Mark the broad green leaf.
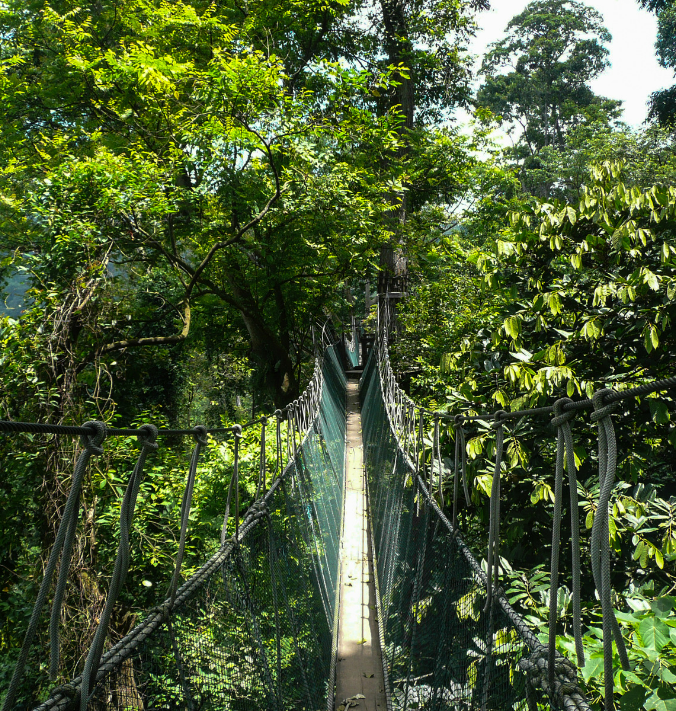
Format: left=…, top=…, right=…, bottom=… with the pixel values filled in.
left=581, top=654, right=604, bottom=682
left=650, top=597, right=675, bottom=619
left=619, top=685, right=647, bottom=711
left=645, top=689, right=676, bottom=711
left=644, top=269, right=660, bottom=291
left=649, top=400, right=670, bottom=425
left=639, top=616, right=670, bottom=651
left=504, top=316, right=521, bottom=339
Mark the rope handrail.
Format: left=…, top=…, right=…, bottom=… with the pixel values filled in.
left=0, top=410, right=302, bottom=439
left=3, top=344, right=333, bottom=711
left=372, top=301, right=676, bottom=711
left=383, top=371, right=676, bottom=425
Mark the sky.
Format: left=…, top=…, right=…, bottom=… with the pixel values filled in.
left=469, top=0, right=675, bottom=128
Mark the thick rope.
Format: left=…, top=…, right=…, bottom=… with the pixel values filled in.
left=432, top=415, right=440, bottom=500
left=484, top=411, right=506, bottom=614
left=80, top=423, right=158, bottom=709
left=255, top=416, right=268, bottom=499
left=274, top=409, right=282, bottom=467
left=168, top=426, right=207, bottom=609
left=550, top=399, right=585, bottom=679
left=220, top=424, right=243, bottom=547
left=453, top=415, right=470, bottom=529
left=590, top=390, right=630, bottom=711
left=1, top=422, right=107, bottom=711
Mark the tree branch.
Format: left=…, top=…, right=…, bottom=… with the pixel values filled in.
left=97, top=301, right=191, bottom=355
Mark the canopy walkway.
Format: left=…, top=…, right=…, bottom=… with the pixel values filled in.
left=1, top=313, right=675, bottom=711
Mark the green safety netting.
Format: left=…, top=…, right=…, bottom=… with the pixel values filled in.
left=346, top=337, right=359, bottom=369
left=360, top=350, right=563, bottom=711
left=29, top=346, right=347, bottom=711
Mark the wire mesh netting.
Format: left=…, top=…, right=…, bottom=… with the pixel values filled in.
left=30, top=346, right=347, bottom=711
left=360, top=351, right=557, bottom=711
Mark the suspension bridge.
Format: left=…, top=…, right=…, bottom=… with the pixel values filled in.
left=1, top=307, right=675, bottom=711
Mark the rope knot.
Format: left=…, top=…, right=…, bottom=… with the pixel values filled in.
left=81, top=421, right=107, bottom=455
left=492, top=410, right=508, bottom=429
left=52, top=683, right=77, bottom=699
left=137, top=423, right=159, bottom=451
left=252, top=500, right=269, bottom=518
left=590, top=389, right=619, bottom=422
left=518, top=647, right=548, bottom=676
left=192, top=425, right=208, bottom=446
left=552, top=397, right=576, bottom=427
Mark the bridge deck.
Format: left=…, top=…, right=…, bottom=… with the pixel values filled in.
left=335, top=381, right=387, bottom=711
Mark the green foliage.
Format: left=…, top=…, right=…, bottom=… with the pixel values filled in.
left=0, top=406, right=287, bottom=702
left=395, top=152, right=676, bottom=709
left=477, top=0, right=622, bottom=197
left=639, top=0, right=676, bottom=126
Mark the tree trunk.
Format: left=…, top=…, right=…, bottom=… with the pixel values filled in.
left=239, top=311, right=299, bottom=407
left=379, top=0, right=412, bottom=313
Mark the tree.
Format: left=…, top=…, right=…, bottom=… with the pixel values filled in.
left=637, top=0, right=676, bottom=125
left=477, top=0, right=622, bottom=192
left=0, top=1, right=406, bottom=409
left=345, top=0, right=489, bottom=286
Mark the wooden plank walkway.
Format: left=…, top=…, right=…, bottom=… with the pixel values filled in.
left=335, top=381, right=387, bottom=711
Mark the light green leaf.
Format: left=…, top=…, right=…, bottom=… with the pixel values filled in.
left=639, top=616, right=670, bottom=651
left=645, top=689, right=676, bottom=711
left=649, top=400, right=670, bottom=425
left=650, top=597, right=675, bottom=619
left=644, top=269, right=660, bottom=291
left=581, top=654, right=604, bottom=682
left=504, top=316, right=521, bottom=339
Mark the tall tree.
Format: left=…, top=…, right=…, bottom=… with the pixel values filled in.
left=0, top=0, right=404, bottom=408
left=638, top=0, right=676, bottom=125
left=477, top=0, right=621, bottom=193
left=362, top=0, right=489, bottom=286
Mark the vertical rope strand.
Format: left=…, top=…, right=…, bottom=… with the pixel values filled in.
left=2, top=422, right=107, bottom=711
left=590, top=391, right=630, bottom=711
left=80, top=424, right=158, bottom=709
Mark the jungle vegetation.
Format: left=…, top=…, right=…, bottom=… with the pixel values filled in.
left=1, top=0, right=676, bottom=709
